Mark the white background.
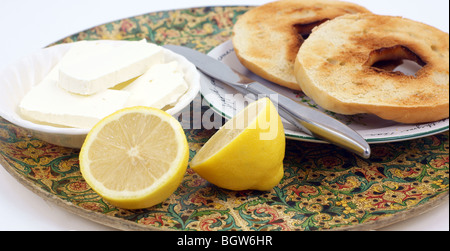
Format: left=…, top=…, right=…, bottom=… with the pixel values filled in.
left=0, top=0, right=448, bottom=231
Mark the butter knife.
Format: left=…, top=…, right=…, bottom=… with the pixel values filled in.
left=164, top=45, right=371, bottom=159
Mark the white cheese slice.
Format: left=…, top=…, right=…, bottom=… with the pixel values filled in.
left=59, top=40, right=164, bottom=95
left=123, top=61, right=189, bottom=109
left=19, top=44, right=130, bottom=129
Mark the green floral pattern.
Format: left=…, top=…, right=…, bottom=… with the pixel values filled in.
left=56, top=7, right=247, bottom=53
left=0, top=7, right=448, bottom=231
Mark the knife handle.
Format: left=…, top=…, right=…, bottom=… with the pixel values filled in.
left=245, top=82, right=371, bottom=159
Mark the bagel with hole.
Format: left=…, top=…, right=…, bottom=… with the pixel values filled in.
left=232, top=0, right=371, bottom=91
left=294, top=13, right=449, bottom=124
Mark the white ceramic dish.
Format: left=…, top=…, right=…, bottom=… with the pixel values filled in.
left=0, top=40, right=201, bottom=148
left=200, top=40, right=449, bottom=144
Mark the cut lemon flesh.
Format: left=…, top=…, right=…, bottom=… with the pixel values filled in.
left=79, top=106, right=189, bottom=209
left=190, top=98, right=285, bottom=191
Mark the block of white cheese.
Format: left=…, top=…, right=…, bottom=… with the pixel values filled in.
left=59, top=40, right=164, bottom=95
left=19, top=40, right=191, bottom=129
left=123, top=61, right=189, bottom=109
left=19, top=43, right=130, bottom=129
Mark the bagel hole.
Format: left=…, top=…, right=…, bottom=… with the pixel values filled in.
left=367, top=45, right=426, bottom=77
left=392, top=60, right=424, bottom=77
left=294, top=19, right=330, bottom=40
left=373, top=59, right=424, bottom=77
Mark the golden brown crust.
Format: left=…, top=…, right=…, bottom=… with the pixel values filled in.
left=232, top=0, right=371, bottom=91
left=295, top=14, right=449, bottom=124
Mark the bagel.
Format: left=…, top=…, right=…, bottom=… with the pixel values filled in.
left=294, top=14, right=449, bottom=124
left=232, top=0, right=371, bottom=90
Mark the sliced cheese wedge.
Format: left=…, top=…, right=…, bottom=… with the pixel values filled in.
left=59, top=40, right=164, bottom=95
left=123, top=61, right=189, bottom=109
left=19, top=42, right=130, bottom=129
left=20, top=79, right=130, bottom=129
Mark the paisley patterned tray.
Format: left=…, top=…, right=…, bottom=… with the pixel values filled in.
left=0, top=6, right=448, bottom=231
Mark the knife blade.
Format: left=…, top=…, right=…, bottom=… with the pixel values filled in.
left=164, top=44, right=371, bottom=159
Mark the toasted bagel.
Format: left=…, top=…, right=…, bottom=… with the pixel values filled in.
left=294, top=14, right=449, bottom=124
left=232, top=0, right=370, bottom=90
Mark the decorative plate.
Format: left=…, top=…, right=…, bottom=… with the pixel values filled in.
left=0, top=6, right=448, bottom=231
left=200, top=40, right=450, bottom=144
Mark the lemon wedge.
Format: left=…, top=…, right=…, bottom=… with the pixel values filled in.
left=79, top=106, right=189, bottom=209
left=190, top=98, right=285, bottom=191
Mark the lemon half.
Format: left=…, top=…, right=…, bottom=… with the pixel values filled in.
left=190, top=98, right=285, bottom=191
left=79, top=106, right=189, bottom=209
